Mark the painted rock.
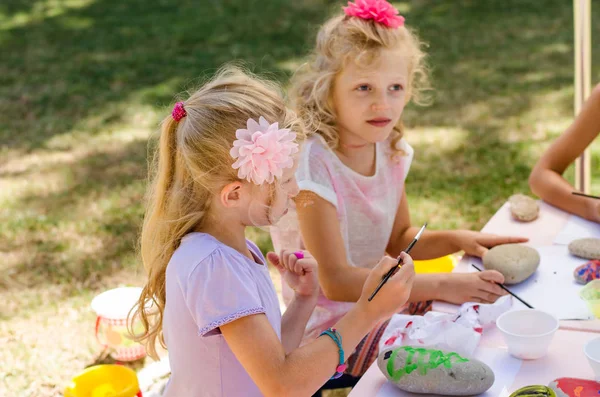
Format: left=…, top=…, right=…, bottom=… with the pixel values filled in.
left=510, top=385, right=556, bottom=397
left=548, top=377, right=600, bottom=397
left=573, top=260, right=600, bottom=284
left=509, top=194, right=539, bottom=222
left=377, top=346, right=494, bottom=396
left=483, top=244, right=540, bottom=284
left=569, top=238, right=600, bottom=260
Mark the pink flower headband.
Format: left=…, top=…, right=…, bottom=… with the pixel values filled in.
left=343, top=0, right=405, bottom=29
left=230, top=117, right=299, bottom=185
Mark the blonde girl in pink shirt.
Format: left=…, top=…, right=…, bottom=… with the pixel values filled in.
left=271, top=0, right=527, bottom=377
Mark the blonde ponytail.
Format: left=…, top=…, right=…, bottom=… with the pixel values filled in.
left=130, top=66, right=304, bottom=359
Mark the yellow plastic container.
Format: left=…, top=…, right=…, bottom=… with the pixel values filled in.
left=64, top=364, right=142, bottom=397
left=414, top=255, right=456, bottom=274
left=580, top=279, right=600, bottom=319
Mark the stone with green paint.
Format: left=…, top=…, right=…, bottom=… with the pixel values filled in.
left=378, top=346, right=495, bottom=395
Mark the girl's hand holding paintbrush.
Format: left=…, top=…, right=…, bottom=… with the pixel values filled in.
left=356, top=253, right=415, bottom=323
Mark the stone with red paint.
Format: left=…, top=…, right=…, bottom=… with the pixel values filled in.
left=574, top=260, right=600, bottom=285
left=548, top=378, right=600, bottom=397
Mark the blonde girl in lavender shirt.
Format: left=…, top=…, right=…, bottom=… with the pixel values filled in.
left=131, top=66, right=416, bottom=396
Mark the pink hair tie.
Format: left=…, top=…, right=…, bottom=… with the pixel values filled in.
left=294, top=251, right=304, bottom=260
left=343, top=0, right=405, bottom=29
left=172, top=102, right=187, bottom=122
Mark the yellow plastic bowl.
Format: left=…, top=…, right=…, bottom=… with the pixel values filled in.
left=581, top=279, right=600, bottom=319
left=64, top=364, right=141, bottom=397
left=414, top=255, right=456, bottom=274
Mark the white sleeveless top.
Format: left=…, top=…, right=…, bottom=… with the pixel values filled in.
left=270, top=134, right=413, bottom=342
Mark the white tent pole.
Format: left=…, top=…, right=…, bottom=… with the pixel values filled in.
left=574, top=0, right=592, bottom=193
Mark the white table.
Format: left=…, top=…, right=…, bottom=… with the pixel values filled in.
left=349, top=201, right=600, bottom=396
left=432, top=201, right=600, bottom=333
left=349, top=328, right=597, bottom=396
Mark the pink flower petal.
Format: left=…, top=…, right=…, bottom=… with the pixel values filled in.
left=258, top=116, right=271, bottom=129
left=235, top=128, right=252, bottom=141
left=246, top=118, right=261, bottom=133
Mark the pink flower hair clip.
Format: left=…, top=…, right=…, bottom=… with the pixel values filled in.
left=172, top=102, right=187, bottom=122
left=230, top=117, right=299, bottom=185
left=343, top=0, right=405, bottom=29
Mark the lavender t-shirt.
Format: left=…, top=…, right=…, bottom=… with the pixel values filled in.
left=162, top=232, right=281, bottom=397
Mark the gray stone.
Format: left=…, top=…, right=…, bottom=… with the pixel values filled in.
left=378, top=346, right=494, bottom=396
left=569, top=238, right=600, bottom=260
left=509, top=194, right=539, bottom=222
left=482, top=244, right=540, bottom=284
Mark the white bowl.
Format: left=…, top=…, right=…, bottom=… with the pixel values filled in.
left=91, top=287, right=143, bottom=319
left=584, top=337, right=600, bottom=380
left=496, top=309, right=558, bottom=360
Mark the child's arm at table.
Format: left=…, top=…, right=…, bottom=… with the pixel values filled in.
left=266, top=250, right=319, bottom=353
left=296, top=191, right=507, bottom=304
left=295, top=191, right=371, bottom=302
left=384, top=191, right=517, bottom=304
left=221, top=255, right=415, bottom=397
left=529, top=84, right=600, bottom=222
left=386, top=191, right=527, bottom=259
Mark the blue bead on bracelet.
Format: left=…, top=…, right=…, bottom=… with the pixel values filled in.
left=319, top=327, right=347, bottom=379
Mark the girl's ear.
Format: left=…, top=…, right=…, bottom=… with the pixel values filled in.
left=219, top=181, right=245, bottom=208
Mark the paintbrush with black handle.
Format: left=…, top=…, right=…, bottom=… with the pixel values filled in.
left=368, top=223, right=427, bottom=302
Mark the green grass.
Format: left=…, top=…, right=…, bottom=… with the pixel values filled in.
left=2, top=0, right=600, bottom=395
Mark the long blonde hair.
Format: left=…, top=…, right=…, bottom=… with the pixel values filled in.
left=292, top=14, right=430, bottom=151
left=131, top=66, right=303, bottom=358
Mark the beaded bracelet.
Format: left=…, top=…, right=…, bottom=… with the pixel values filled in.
left=319, top=328, right=347, bottom=379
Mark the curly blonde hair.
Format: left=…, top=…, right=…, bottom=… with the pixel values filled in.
left=291, top=14, right=430, bottom=151
left=130, top=66, right=304, bottom=359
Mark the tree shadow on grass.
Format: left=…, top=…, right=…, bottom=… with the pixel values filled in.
left=1, top=0, right=339, bottom=158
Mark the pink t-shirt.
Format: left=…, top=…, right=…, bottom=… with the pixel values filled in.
left=271, top=134, right=413, bottom=343
left=162, top=232, right=281, bottom=397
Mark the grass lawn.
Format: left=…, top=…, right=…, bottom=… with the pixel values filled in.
left=2, top=0, right=600, bottom=395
